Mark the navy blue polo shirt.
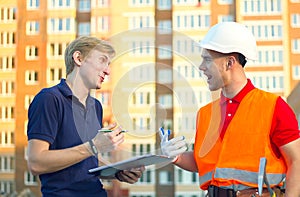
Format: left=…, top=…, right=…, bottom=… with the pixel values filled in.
left=27, top=79, right=107, bottom=197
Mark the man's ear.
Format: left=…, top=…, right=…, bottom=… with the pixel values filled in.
left=226, top=56, right=236, bottom=69
left=72, top=51, right=82, bottom=66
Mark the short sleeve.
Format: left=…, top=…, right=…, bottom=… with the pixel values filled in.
left=271, top=97, right=300, bottom=147
left=27, top=90, right=60, bottom=144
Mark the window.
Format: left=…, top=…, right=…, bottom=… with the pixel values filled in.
left=158, top=69, right=172, bottom=83
left=247, top=71, right=284, bottom=92
left=158, top=94, right=173, bottom=109
left=24, top=171, right=38, bottom=186
left=292, top=65, right=300, bottom=79
left=130, top=0, right=153, bottom=6
left=25, top=70, right=39, bottom=85
left=138, top=169, right=153, bottom=183
left=292, top=39, right=300, bottom=53
left=48, top=0, right=72, bottom=9
left=26, top=21, right=40, bottom=35
left=78, top=0, right=91, bottom=12
left=173, top=38, right=202, bottom=56
left=93, top=0, right=110, bottom=7
left=159, top=171, right=172, bottom=184
left=0, top=181, right=14, bottom=195
left=129, top=15, right=154, bottom=29
left=48, top=18, right=73, bottom=33
left=158, top=45, right=172, bottom=59
left=96, top=91, right=110, bottom=106
left=174, top=0, right=202, bottom=6
left=157, top=0, right=171, bottom=10
left=130, top=116, right=152, bottom=131
left=0, top=81, right=15, bottom=95
left=158, top=20, right=172, bottom=34
left=24, top=95, right=35, bottom=110
left=175, top=167, right=199, bottom=184
left=25, top=45, right=38, bottom=60
left=130, top=91, right=152, bottom=105
left=92, top=16, right=109, bottom=33
left=174, top=12, right=210, bottom=30
left=0, top=7, right=16, bottom=22
left=291, top=14, right=300, bottom=27
left=218, top=15, right=234, bottom=22
left=0, top=155, right=14, bottom=172
left=27, top=0, right=40, bottom=9
left=130, top=40, right=153, bottom=56
left=48, top=42, right=67, bottom=58
left=128, top=63, right=155, bottom=82
left=0, top=56, right=15, bottom=71
left=251, top=46, right=283, bottom=66
left=0, top=106, right=14, bottom=121
left=242, top=0, right=282, bottom=15
left=0, top=32, right=16, bottom=46
left=78, top=22, right=91, bottom=36
left=247, top=23, right=282, bottom=41
left=0, top=130, right=14, bottom=146
left=131, top=143, right=152, bottom=156
left=218, top=0, right=232, bottom=4
left=174, top=63, right=202, bottom=79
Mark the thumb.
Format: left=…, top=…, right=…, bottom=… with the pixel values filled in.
left=161, top=132, right=169, bottom=143
left=159, top=127, right=164, bottom=140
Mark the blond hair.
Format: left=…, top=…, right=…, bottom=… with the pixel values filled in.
left=64, top=36, right=115, bottom=75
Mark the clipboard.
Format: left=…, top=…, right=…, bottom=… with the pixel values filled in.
left=88, top=154, right=173, bottom=178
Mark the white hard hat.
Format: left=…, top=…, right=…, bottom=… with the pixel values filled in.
left=199, top=22, right=257, bottom=60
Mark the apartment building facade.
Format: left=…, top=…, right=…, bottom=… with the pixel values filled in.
left=0, top=0, right=299, bottom=196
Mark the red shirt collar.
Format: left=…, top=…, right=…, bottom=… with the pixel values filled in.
left=220, top=79, right=255, bottom=104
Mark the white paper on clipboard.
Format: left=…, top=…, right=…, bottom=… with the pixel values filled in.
left=88, top=154, right=173, bottom=178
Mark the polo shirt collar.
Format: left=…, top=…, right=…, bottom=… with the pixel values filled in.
left=58, top=79, right=73, bottom=97
left=57, top=79, right=94, bottom=106
left=220, top=79, right=255, bottom=105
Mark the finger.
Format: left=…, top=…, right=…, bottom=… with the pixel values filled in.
left=111, top=133, right=125, bottom=146
left=166, top=140, right=186, bottom=150
left=168, top=136, right=185, bottom=144
left=167, top=129, right=171, bottom=135
left=159, top=127, right=164, bottom=139
left=105, top=122, right=117, bottom=130
left=170, top=146, right=187, bottom=156
left=176, top=140, right=187, bottom=148
left=133, top=166, right=145, bottom=172
left=108, top=126, right=123, bottom=136
left=164, top=140, right=187, bottom=155
left=118, top=171, right=139, bottom=184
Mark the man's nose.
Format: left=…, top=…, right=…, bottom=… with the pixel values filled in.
left=199, top=61, right=206, bottom=71
left=104, top=66, right=110, bottom=75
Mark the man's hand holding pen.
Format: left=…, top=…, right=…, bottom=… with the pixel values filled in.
left=88, top=122, right=126, bottom=156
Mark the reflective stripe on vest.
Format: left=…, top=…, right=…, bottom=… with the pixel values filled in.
left=199, top=168, right=285, bottom=190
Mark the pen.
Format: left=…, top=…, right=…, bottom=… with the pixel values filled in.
left=98, top=129, right=128, bottom=133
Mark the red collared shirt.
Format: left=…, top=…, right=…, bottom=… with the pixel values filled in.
left=220, top=79, right=299, bottom=157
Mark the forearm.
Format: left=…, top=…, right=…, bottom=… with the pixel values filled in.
left=284, top=160, right=300, bottom=197
left=174, top=151, right=198, bottom=172
left=279, top=139, right=300, bottom=197
left=28, top=141, right=93, bottom=175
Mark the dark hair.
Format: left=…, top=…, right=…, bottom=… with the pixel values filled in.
left=238, top=53, right=247, bottom=67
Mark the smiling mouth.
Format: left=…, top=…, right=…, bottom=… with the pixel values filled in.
left=204, top=74, right=212, bottom=82
left=99, top=76, right=105, bottom=82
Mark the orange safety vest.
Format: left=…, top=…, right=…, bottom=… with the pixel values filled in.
left=194, top=89, right=286, bottom=190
